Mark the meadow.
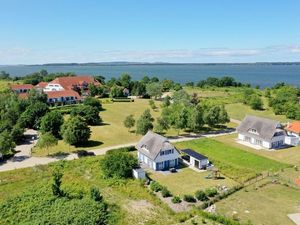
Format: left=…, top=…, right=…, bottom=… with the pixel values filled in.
left=216, top=181, right=300, bottom=225
left=175, top=138, right=290, bottom=183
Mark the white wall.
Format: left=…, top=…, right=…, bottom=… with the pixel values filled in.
left=154, top=148, right=180, bottom=163
left=44, top=83, right=64, bottom=92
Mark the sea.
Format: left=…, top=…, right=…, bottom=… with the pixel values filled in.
left=0, top=64, right=299, bottom=88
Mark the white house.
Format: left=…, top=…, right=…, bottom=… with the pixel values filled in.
left=181, top=149, right=209, bottom=170
left=237, top=115, right=286, bottom=149
left=136, top=131, right=180, bottom=171
left=285, top=121, right=300, bottom=146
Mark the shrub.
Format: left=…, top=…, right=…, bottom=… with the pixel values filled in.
left=195, top=190, right=208, bottom=201
left=161, top=186, right=172, bottom=198
left=171, top=196, right=181, bottom=204
left=100, top=150, right=138, bottom=179
left=70, top=105, right=102, bottom=125
left=205, top=188, right=218, bottom=197
left=150, top=181, right=163, bottom=192
left=83, top=97, right=102, bottom=110
left=183, top=194, right=196, bottom=203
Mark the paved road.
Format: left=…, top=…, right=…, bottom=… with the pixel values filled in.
left=0, top=130, right=236, bottom=172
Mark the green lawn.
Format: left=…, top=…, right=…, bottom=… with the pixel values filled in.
left=226, top=102, right=287, bottom=122
left=175, top=138, right=290, bottom=183
left=213, top=133, right=300, bottom=166
left=216, top=182, right=300, bottom=225
left=148, top=167, right=238, bottom=197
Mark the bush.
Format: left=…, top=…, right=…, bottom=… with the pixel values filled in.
left=83, top=97, right=102, bottom=110
left=183, top=194, right=196, bottom=203
left=161, top=186, right=172, bottom=198
left=171, top=196, right=181, bottom=204
left=205, top=188, right=218, bottom=197
left=100, top=150, right=138, bottom=179
left=70, top=105, right=102, bottom=125
left=195, top=190, right=208, bottom=201
left=150, top=181, right=163, bottom=192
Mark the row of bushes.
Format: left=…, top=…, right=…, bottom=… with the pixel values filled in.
left=183, top=188, right=219, bottom=203
left=112, top=98, right=134, bottom=102
left=149, top=181, right=172, bottom=198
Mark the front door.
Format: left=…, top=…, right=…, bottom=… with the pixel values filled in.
left=194, top=160, right=200, bottom=169
left=164, top=160, right=169, bottom=169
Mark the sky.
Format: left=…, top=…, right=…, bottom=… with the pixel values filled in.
left=1, top=0, right=300, bottom=64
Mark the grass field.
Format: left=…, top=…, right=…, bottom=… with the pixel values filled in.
left=148, top=167, right=238, bottom=197
left=216, top=182, right=300, bottom=225
left=175, top=138, right=290, bottom=183
left=33, top=99, right=236, bottom=156
left=226, top=102, right=287, bottom=122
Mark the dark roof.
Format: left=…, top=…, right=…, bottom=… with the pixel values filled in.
left=181, top=149, right=208, bottom=161
left=136, top=131, right=176, bottom=160
left=236, top=115, right=284, bottom=142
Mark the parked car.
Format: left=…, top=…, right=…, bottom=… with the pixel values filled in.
left=169, top=168, right=177, bottom=173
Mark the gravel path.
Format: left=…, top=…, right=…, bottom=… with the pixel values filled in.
left=0, top=130, right=236, bottom=172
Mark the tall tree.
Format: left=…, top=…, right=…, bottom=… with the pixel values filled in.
left=146, top=82, right=162, bottom=99
left=136, top=109, right=154, bottom=135
left=61, top=116, right=91, bottom=145
left=40, top=111, right=64, bottom=138
left=0, top=130, right=15, bottom=156
left=123, top=114, right=135, bottom=131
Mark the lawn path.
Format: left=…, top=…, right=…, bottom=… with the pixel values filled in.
left=0, top=130, right=236, bottom=172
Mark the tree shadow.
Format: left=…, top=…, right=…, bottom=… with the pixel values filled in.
left=49, top=151, right=70, bottom=159
left=75, top=140, right=103, bottom=148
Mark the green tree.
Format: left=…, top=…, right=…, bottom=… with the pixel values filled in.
left=162, top=95, right=171, bottom=107
left=83, top=97, right=102, bottom=110
left=90, top=187, right=103, bottom=202
left=37, top=132, right=58, bottom=155
left=100, top=150, right=138, bottom=178
left=204, top=105, right=221, bottom=127
left=187, top=105, right=204, bottom=131
left=149, top=99, right=157, bottom=110
left=40, top=111, right=64, bottom=138
left=88, top=83, right=98, bottom=96
left=119, top=73, right=132, bottom=88
left=109, top=85, right=124, bottom=98
left=136, top=109, right=154, bottom=135
left=18, top=102, right=49, bottom=129
left=146, top=82, right=162, bottom=99
left=52, top=166, right=64, bottom=197
left=172, top=89, right=190, bottom=105
left=61, top=116, right=91, bottom=145
left=0, top=130, right=15, bottom=156
left=123, top=114, right=135, bottom=131
left=155, top=117, right=170, bottom=133
left=71, top=105, right=102, bottom=125
left=27, top=89, right=48, bottom=104
left=11, top=124, right=25, bottom=143
left=249, top=95, right=263, bottom=110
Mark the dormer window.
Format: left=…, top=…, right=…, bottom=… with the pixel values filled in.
left=249, top=128, right=258, bottom=134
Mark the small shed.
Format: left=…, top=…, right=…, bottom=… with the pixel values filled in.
left=181, top=149, right=209, bottom=170
left=132, top=168, right=146, bottom=179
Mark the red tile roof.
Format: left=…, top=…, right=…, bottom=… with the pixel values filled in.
left=46, top=90, right=81, bottom=100
left=10, top=84, right=34, bottom=90
left=286, top=121, right=300, bottom=134
left=49, top=76, right=100, bottom=90
left=35, top=82, right=48, bottom=88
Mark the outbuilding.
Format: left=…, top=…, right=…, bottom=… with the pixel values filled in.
left=181, top=149, right=209, bottom=170
left=132, top=168, right=146, bottom=179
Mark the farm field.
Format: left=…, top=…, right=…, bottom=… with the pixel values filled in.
left=175, top=138, right=290, bottom=183
left=216, top=182, right=300, bottom=225
left=148, top=167, right=238, bottom=197
left=0, top=155, right=207, bottom=225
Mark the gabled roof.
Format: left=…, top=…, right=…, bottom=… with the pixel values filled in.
left=181, top=149, right=208, bottom=161
left=46, top=90, right=81, bottom=100
left=136, top=131, right=176, bottom=160
left=286, top=121, right=300, bottom=134
left=237, top=115, right=283, bottom=141
left=35, top=81, right=48, bottom=88
left=10, top=84, right=33, bottom=90
left=49, top=76, right=100, bottom=90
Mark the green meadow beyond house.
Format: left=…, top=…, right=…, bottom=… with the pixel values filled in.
left=136, top=131, right=180, bottom=171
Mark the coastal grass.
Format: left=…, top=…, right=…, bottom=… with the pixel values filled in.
left=216, top=182, right=300, bottom=225
left=175, top=138, right=290, bottom=183
left=148, top=167, right=238, bottom=197
left=0, top=156, right=180, bottom=225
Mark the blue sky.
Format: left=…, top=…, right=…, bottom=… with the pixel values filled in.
left=1, top=0, right=300, bottom=64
